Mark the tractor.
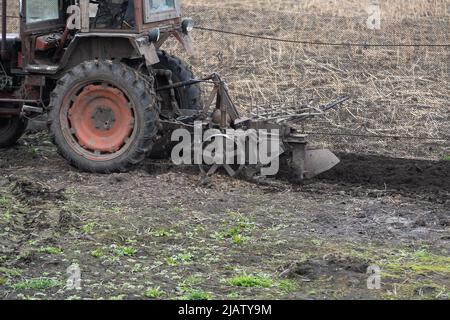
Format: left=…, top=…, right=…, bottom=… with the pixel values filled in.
left=0, top=0, right=342, bottom=181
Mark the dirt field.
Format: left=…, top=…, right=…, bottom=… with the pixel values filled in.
left=0, top=132, right=448, bottom=300
left=0, top=0, right=449, bottom=300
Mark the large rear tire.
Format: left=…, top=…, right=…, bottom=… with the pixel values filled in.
left=155, top=51, right=203, bottom=111
left=152, top=51, right=202, bottom=159
left=48, top=60, right=159, bottom=173
left=0, top=116, right=28, bottom=148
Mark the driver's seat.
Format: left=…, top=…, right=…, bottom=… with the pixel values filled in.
left=123, top=0, right=135, bottom=28
left=93, top=0, right=135, bottom=29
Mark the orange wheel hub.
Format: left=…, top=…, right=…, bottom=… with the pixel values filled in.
left=68, top=85, right=134, bottom=154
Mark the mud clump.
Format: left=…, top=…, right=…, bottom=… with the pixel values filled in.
left=280, top=254, right=369, bottom=280
left=58, top=210, right=81, bottom=230
left=318, top=153, right=450, bottom=202
left=414, top=286, right=438, bottom=297
left=22, top=210, right=51, bottom=231
left=9, top=177, right=66, bottom=205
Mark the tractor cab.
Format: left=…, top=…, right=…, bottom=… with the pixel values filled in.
left=90, top=0, right=182, bottom=30
left=22, top=0, right=182, bottom=32
left=18, top=0, right=191, bottom=72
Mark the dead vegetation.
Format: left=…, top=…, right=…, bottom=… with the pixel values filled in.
left=166, top=0, right=450, bottom=159
left=186, top=0, right=450, bottom=19
left=0, top=0, right=19, bottom=33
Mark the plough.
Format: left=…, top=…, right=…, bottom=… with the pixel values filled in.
left=156, top=73, right=346, bottom=182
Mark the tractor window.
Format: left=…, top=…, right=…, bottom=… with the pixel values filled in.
left=149, top=0, right=175, bottom=12
left=92, top=0, right=135, bottom=29
left=144, top=0, right=180, bottom=23
left=26, top=0, right=60, bottom=24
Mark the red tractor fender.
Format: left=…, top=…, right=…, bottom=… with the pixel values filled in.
left=59, top=33, right=160, bottom=72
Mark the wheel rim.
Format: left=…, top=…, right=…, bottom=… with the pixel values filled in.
left=61, top=82, right=137, bottom=161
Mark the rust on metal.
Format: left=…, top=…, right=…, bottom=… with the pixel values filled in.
left=67, top=84, right=134, bottom=154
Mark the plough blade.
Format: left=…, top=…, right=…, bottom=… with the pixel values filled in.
left=304, top=149, right=340, bottom=179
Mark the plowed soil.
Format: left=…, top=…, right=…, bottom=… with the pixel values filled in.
left=0, top=132, right=448, bottom=300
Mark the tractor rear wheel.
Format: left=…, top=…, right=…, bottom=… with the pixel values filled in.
left=0, top=116, right=28, bottom=148
left=155, top=51, right=203, bottom=111
left=48, top=60, right=159, bottom=173
left=151, top=51, right=202, bottom=159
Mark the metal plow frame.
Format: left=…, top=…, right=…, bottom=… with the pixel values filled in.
left=157, top=73, right=343, bottom=182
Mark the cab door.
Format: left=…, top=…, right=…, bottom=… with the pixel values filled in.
left=20, top=0, right=68, bottom=68
left=143, top=0, right=181, bottom=24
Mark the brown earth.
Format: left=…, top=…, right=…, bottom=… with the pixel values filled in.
left=318, top=153, right=450, bottom=203
left=0, top=132, right=448, bottom=300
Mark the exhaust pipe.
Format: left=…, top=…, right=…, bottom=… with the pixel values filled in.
left=1, top=0, right=7, bottom=60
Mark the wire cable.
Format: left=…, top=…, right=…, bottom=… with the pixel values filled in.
left=196, top=26, right=450, bottom=48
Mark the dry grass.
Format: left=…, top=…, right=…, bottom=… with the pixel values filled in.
left=187, top=0, right=449, bottom=19
left=172, top=0, right=450, bottom=159
left=0, top=0, right=20, bottom=33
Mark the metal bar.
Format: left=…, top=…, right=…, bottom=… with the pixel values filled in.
left=0, top=98, right=40, bottom=103
left=156, top=75, right=216, bottom=92
left=219, top=86, right=227, bottom=128
left=1, top=0, right=7, bottom=60
left=156, top=79, right=204, bottom=92
left=221, top=82, right=240, bottom=122
left=203, top=84, right=219, bottom=114
left=322, top=96, right=350, bottom=111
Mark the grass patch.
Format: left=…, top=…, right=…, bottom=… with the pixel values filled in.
left=105, top=207, right=122, bottom=214
left=382, top=280, right=447, bottom=299
left=2, top=210, right=12, bottom=223
left=178, top=276, right=203, bottom=292
left=173, top=207, right=184, bottom=214
left=90, top=249, right=104, bottom=258
left=38, top=246, right=63, bottom=255
left=12, top=278, right=62, bottom=290
left=228, top=274, right=272, bottom=288
left=181, top=290, right=212, bottom=300
left=227, top=292, right=240, bottom=298
left=442, top=155, right=450, bottom=161
left=278, top=279, right=297, bottom=293
left=0, top=196, right=11, bottom=206
left=231, top=233, right=249, bottom=245
left=382, top=249, right=450, bottom=276
left=81, top=222, right=96, bottom=234
left=166, top=252, right=194, bottom=266
left=113, top=245, right=137, bottom=257
left=0, top=267, right=23, bottom=277
left=212, top=213, right=255, bottom=245
left=131, top=263, right=145, bottom=273
left=144, top=287, right=165, bottom=299
left=151, top=228, right=175, bottom=238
